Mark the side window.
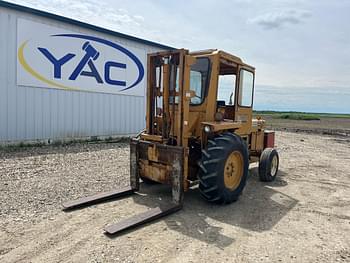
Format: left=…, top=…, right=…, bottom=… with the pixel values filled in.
left=189, top=58, right=210, bottom=105
left=189, top=71, right=203, bottom=104
left=217, top=75, right=236, bottom=105
left=239, top=69, right=254, bottom=107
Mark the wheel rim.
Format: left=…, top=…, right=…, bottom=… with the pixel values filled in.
left=224, top=151, right=244, bottom=190
left=271, top=155, right=278, bottom=176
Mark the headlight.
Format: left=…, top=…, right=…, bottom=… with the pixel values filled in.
left=204, top=125, right=211, bottom=133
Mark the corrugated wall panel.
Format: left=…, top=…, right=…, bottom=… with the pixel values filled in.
left=0, top=6, right=165, bottom=143
left=7, top=12, right=16, bottom=142
left=0, top=11, right=8, bottom=141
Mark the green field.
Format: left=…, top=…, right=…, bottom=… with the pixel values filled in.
left=254, top=111, right=350, bottom=120
left=253, top=110, right=350, bottom=136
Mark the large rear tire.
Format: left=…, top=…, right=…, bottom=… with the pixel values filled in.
left=198, top=133, right=249, bottom=204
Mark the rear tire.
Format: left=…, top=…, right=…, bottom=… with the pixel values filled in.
left=198, top=133, right=249, bottom=204
left=259, top=148, right=279, bottom=182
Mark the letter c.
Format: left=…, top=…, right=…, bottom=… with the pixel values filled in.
left=104, top=61, right=126, bottom=86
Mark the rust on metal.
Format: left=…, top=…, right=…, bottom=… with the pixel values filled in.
left=139, top=160, right=172, bottom=184
left=135, top=139, right=185, bottom=197
left=104, top=204, right=182, bottom=235
left=264, top=131, right=275, bottom=148
left=171, top=157, right=184, bottom=204
left=137, top=140, right=184, bottom=164
left=62, top=186, right=134, bottom=211
left=130, top=139, right=140, bottom=191
left=140, top=133, right=163, bottom=142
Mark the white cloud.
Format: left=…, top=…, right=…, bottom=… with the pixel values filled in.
left=6, top=0, right=350, bottom=94
left=10, top=0, right=145, bottom=34
left=248, top=9, right=312, bottom=29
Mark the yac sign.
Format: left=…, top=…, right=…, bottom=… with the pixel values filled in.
left=17, top=19, right=145, bottom=96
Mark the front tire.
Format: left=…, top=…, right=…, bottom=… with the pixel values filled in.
left=198, top=133, right=249, bottom=204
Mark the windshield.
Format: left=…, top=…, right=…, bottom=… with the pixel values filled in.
left=189, top=58, right=210, bottom=105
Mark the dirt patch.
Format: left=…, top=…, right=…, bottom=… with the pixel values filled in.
left=0, top=132, right=349, bottom=262
left=262, top=116, right=350, bottom=137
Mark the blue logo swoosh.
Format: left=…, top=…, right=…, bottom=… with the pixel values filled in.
left=53, top=34, right=144, bottom=91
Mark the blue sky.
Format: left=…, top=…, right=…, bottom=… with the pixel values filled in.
left=8, top=0, right=350, bottom=113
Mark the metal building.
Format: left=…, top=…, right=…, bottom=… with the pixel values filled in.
left=0, top=1, right=172, bottom=144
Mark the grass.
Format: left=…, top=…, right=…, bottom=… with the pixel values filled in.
left=277, top=113, right=320, bottom=121
left=254, top=110, right=350, bottom=120
left=0, top=135, right=130, bottom=151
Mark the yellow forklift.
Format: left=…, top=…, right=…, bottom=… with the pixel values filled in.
left=63, top=49, right=279, bottom=235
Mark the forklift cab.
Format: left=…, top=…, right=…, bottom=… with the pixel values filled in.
left=215, top=55, right=255, bottom=134
left=188, top=50, right=256, bottom=137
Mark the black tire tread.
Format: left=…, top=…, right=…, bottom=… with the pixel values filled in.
left=259, top=148, right=279, bottom=182
left=198, top=132, right=249, bottom=204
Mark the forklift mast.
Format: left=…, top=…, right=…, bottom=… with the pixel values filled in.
left=144, top=49, right=193, bottom=147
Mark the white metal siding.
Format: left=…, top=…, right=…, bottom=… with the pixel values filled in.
left=0, top=6, right=164, bottom=143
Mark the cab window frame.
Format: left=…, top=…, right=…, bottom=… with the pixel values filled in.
left=237, top=68, right=255, bottom=108
left=189, top=57, right=211, bottom=106
left=217, top=74, right=237, bottom=106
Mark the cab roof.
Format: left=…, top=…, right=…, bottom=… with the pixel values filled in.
left=190, top=49, right=255, bottom=71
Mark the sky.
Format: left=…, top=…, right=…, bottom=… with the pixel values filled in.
left=7, top=0, right=350, bottom=113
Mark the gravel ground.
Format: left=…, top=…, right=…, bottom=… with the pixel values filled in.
left=0, top=131, right=349, bottom=262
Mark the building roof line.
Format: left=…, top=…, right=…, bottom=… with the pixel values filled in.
left=0, top=0, right=175, bottom=50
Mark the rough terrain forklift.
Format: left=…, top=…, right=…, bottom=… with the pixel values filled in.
left=63, top=49, right=279, bottom=235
